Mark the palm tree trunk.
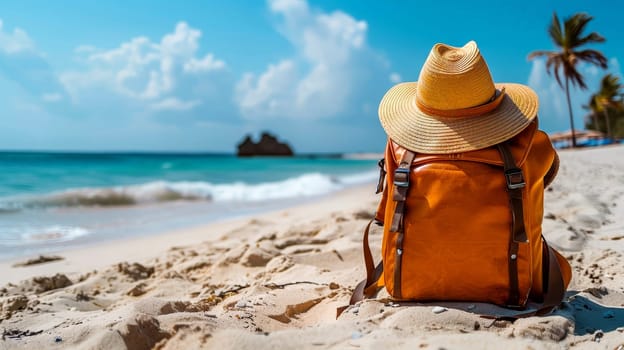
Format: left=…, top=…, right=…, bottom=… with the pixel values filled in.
left=603, top=108, right=612, bottom=140
left=565, top=77, right=577, bottom=147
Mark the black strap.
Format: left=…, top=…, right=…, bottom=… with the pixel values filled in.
left=536, top=238, right=567, bottom=315
left=389, top=150, right=415, bottom=298
left=389, top=151, right=416, bottom=232
left=544, top=152, right=560, bottom=188
left=497, top=142, right=526, bottom=307
left=487, top=241, right=567, bottom=318
left=497, top=143, right=528, bottom=243
left=376, top=158, right=386, bottom=194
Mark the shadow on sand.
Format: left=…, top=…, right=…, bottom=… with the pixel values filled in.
left=379, top=290, right=624, bottom=336
left=568, top=292, right=624, bottom=335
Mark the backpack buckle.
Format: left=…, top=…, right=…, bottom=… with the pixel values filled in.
left=505, top=169, right=525, bottom=190
left=393, top=168, right=410, bottom=188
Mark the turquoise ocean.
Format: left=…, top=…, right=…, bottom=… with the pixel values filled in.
left=0, top=152, right=378, bottom=259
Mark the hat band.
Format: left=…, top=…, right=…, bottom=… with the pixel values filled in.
left=416, top=87, right=506, bottom=118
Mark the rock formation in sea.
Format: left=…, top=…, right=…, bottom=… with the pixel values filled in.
left=236, top=132, right=294, bottom=157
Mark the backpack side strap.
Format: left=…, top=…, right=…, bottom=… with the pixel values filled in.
left=337, top=219, right=383, bottom=317
left=536, top=238, right=567, bottom=315
left=544, top=152, right=560, bottom=188
left=376, top=158, right=386, bottom=194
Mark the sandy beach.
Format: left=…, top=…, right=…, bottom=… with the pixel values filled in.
left=1, top=145, right=624, bottom=349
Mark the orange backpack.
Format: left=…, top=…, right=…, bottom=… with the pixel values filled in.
left=347, top=120, right=572, bottom=316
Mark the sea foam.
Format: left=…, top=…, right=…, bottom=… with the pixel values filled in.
left=0, top=225, right=90, bottom=246
left=1, top=171, right=378, bottom=209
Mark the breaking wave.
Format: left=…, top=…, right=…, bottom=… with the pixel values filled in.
left=0, top=225, right=90, bottom=246
left=0, top=171, right=378, bottom=210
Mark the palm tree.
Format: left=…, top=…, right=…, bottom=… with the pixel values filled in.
left=584, top=94, right=602, bottom=132
left=592, top=74, right=623, bottom=139
left=529, top=12, right=608, bottom=147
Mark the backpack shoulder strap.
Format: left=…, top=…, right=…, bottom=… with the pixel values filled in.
left=497, top=142, right=527, bottom=307
left=498, top=142, right=567, bottom=316
left=389, top=150, right=416, bottom=232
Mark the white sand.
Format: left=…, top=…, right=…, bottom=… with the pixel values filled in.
left=1, top=145, right=624, bottom=349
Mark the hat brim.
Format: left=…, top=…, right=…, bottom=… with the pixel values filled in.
left=378, top=82, right=538, bottom=154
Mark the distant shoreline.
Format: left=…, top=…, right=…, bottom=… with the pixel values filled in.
left=0, top=150, right=382, bottom=159
left=341, top=152, right=384, bottom=160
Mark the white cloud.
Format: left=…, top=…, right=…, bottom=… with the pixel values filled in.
left=609, top=58, right=621, bottom=76
left=61, top=21, right=227, bottom=107
left=237, top=60, right=298, bottom=115
left=269, top=0, right=308, bottom=14
left=389, top=72, right=401, bottom=83
left=161, top=22, right=200, bottom=57
left=528, top=58, right=566, bottom=119
left=183, top=54, right=225, bottom=73
left=74, top=45, right=97, bottom=54
left=0, top=20, right=69, bottom=108
left=235, top=0, right=387, bottom=120
left=0, top=19, right=34, bottom=54
left=42, top=92, right=62, bottom=102
left=151, top=97, right=201, bottom=111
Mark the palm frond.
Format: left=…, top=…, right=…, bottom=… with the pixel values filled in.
left=527, top=50, right=555, bottom=60
left=548, top=12, right=564, bottom=47
left=576, top=32, right=606, bottom=47
left=600, top=74, right=622, bottom=95
left=597, top=74, right=624, bottom=108
left=575, top=49, right=608, bottom=69
left=583, top=93, right=598, bottom=111
left=565, top=13, right=593, bottom=47
left=564, top=64, right=586, bottom=89
left=548, top=58, right=565, bottom=88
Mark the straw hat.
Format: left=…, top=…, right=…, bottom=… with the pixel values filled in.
left=379, top=41, right=538, bottom=154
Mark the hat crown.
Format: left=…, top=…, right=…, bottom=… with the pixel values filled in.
left=416, top=41, right=496, bottom=111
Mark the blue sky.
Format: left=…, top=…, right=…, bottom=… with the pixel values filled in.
left=0, top=0, right=622, bottom=153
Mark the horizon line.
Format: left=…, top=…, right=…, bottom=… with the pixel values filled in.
left=0, top=149, right=362, bottom=157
